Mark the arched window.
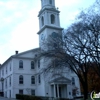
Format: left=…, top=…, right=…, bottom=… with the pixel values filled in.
left=31, top=61, right=34, bottom=69
left=41, top=16, right=44, bottom=26
left=51, top=14, right=55, bottom=24
left=49, top=0, right=52, bottom=4
left=31, top=76, right=35, bottom=84
left=72, top=77, right=75, bottom=85
left=19, top=75, right=23, bottom=84
left=19, top=60, right=23, bottom=68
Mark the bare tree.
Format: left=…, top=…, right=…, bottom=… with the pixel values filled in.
left=64, top=21, right=91, bottom=100
left=78, top=0, right=100, bottom=77
left=35, top=23, right=90, bottom=100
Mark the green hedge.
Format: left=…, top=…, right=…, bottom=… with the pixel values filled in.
left=16, top=94, right=42, bottom=100
left=16, top=94, right=69, bottom=100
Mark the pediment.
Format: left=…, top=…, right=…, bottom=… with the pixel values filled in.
left=13, top=48, right=40, bottom=58
left=50, top=76, right=71, bottom=84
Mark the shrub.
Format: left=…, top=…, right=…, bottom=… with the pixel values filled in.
left=16, top=94, right=42, bottom=100
left=16, top=94, right=69, bottom=100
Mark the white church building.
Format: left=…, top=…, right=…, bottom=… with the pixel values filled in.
left=0, top=0, right=80, bottom=99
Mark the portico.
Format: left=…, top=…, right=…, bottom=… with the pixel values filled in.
left=49, top=77, right=71, bottom=98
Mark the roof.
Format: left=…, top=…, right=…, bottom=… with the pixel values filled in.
left=1, top=48, right=40, bottom=68
left=12, top=48, right=40, bottom=57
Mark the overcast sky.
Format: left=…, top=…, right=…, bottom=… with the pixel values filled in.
left=0, top=0, right=95, bottom=64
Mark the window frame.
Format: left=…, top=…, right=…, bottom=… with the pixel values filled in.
left=41, top=16, right=44, bottom=26
left=72, top=77, right=75, bottom=85
left=31, top=76, right=35, bottom=84
left=19, top=60, right=23, bottom=69
left=31, top=89, right=35, bottom=95
left=19, top=75, right=23, bottom=84
left=19, top=89, right=23, bottom=94
left=51, top=14, right=55, bottom=24
left=31, top=61, right=34, bottom=69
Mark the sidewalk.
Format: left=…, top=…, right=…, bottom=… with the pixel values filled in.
left=0, top=97, right=18, bottom=100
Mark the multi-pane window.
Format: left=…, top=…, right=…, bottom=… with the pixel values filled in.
left=72, top=77, right=75, bottom=85
left=19, top=75, right=23, bottom=84
left=31, top=61, right=34, bottom=69
left=9, top=77, right=11, bottom=86
left=19, top=60, right=23, bottom=68
left=31, top=76, right=35, bottom=84
left=38, top=75, right=41, bottom=84
left=38, top=60, right=40, bottom=68
left=19, top=89, right=23, bottom=94
left=31, top=89, right=35, bottom=95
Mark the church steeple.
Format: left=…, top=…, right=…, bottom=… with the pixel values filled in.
left=37, top=0, right=63, bottom=50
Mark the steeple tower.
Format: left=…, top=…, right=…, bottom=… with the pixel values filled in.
left=37, top=0, right=63, bottom=49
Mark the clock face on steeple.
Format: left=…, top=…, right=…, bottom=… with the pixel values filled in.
left=51, top=32, right=58, bottom=38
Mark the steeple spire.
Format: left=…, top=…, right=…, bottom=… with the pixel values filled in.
left=41, top=0, right=55, bottom=9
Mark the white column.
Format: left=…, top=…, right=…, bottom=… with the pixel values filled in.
left=57, top=14, right=60, bottom=26
left=54, top=84, right=56, bottom=97
left=57, top=84, right=59, bottom=98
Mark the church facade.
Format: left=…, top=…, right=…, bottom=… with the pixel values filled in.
left=0, top=0, right=80, bottom=99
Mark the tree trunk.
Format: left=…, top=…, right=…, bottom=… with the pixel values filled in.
left=83, top=74, right=88, bottom=100
left=79, top=73, right=88, bottom=100
left=83, top=85, right=88, bottom=100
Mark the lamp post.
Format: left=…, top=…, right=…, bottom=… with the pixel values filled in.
left=0, top=78, right=4, bottom=94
